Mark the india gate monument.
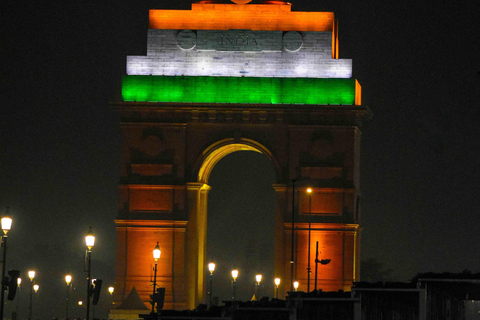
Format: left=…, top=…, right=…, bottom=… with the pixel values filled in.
left=112, top=0, right=369, bottom=310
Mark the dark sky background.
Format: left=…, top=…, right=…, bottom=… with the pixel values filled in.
left=1, top=0, right=480, bottom=318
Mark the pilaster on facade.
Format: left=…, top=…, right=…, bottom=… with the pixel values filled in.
left=185, top=182, right=211, bottom=309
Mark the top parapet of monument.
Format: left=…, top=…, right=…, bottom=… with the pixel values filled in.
left=148, top=0, right=335, bottom=32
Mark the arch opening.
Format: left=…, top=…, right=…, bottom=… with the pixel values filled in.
left=206, top=150, right=277, bottom=302
left=196, top=138, right=281, bottom=184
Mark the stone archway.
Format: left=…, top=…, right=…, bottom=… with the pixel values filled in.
left=185, top=138, right=283, bottom=308
left=113, top=101, right=367, bottom=310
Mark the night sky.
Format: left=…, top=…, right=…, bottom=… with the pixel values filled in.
left=1, top=0, right=480, bottom=318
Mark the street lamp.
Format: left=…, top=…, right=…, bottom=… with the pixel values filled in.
left=231, top=269, right=238, bottom=300
left=293, top=281, right=299, bottom=292
left=255, top=274, right=262, bottom=300
left=151, top=242, right=161, bottom=315
left=314, top=241, right=331, bottom=291
left=28, top=270, right=35, bottom=320
left=306, top=187, right=312, bottom=293
left=0, top=212, right=12, bottom=320
left=274, top=278, right=280, bottom=299
left=16, top=278, right=22, bottom=320
left=33, top=284, right=39, bottom=293
left=85, top=227, right=95, bottom=320
left=65, top=275, right=72, bottom=320
left=108, top=287, right=114, bottom=308
left=207, top=262, right=215, bottom=307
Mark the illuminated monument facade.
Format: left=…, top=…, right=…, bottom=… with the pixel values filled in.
left=113, top=0, right=369, bottom=310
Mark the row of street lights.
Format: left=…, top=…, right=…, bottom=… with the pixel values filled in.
left=207, top=265, right=300, bottom=303
left=2, top=207, right=322, bottom=319
left=0, top=213, right=114, bottom=320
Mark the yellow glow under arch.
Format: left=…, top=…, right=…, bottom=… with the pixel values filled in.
left=196, top=138, right=280, bottom=184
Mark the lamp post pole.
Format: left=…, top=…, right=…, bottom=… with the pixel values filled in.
left=307, top=188, right=312, bottom=293
left=16, top=278, right=21, bottom=320
left=254, top=275, right=262, bottom=300
left=207, top=262, right=215, bottom=308
left=28, top=271, right=35, bottom=320
left=231, top=270, right=238, bottom=300
left=314, top=241, right=318, bottom=291
left=86, top=249, right=92, bottom=320
left=314, top=241, right=331, bottom=291
left=30, top=280, right=33, bottom=320
left=0, top=212, right=12, bottom=320
left=108, top=287, right=114, bottom=307
left=65, top=275, right=72, bottom=320
left=152, top=242, right=161, bottom=315
left=85, top=227, right=95, bottom=320
left=152, top=260, right=158, bottom=314
left=290, top=180, right=296, bottom=292
left=274, top=278, right=280, bottom=299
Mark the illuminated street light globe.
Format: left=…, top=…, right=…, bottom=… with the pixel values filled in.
left=255, top=274, right=262, bottom=284
left=274, top=278, right=280, bottom=286
left=85, top=227, right=95, bottom=250
left=28, top=271, right=35, bottom=282
left=231, top=269, right=239, bottom=281
left=33, top=284, right=39, bottom=293
left=108, top=287, right=114, bottom=295
left=78, top=301, right=83, bottom=306
left=208, top=262, right=215, bottom=274
left=293, top=281, right=299, bottom=291
left=1, top=216, right=12, bottom=234
left=153, top=242, right=161, bottom=261
left=65, top=275, right=72, bottom=286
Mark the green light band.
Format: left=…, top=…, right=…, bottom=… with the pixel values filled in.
left=122, top=76, right=358, bottom=105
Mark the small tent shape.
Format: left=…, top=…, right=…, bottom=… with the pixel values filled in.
left=109, top=286, right=149, bottom=320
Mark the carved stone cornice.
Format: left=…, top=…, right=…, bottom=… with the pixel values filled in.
left=111, top=101, right=372, bottom=127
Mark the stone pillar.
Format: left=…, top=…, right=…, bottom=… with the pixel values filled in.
left=185, top=183, right=211, bottom=309
left=273, top=184, right=287, bottom=298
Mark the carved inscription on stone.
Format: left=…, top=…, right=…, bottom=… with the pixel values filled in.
left=196, top=30, right=283, bottom=52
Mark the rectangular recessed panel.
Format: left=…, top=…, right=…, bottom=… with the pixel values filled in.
left=129, top=188, right=173, bottom=212
left=122, top=75, right=358, bottom=105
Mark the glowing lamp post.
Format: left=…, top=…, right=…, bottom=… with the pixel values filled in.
left=33, top=284, right=39, bottom=293
left=255, top=274, right=262, bottom=300
left=28, top=270, right=35, bottom=320
left=85, top=227, right=95, bottom=320
left=207, top=262, right=215, bottom=307
left=108, top=287, right=114, bottom=307
left=0, top=213, right=12, bottom=320
left=293, top=281, right=299, bottom=292
left=274, top=278, right=280, bottom=299
left=306, top=187, right=312, bottom=293
left=16, top=278, right=21, bottom=320
left=151, top=242, right=161, bottom=315
left=231, top=269, right=239, bottom=300
left=65, top=275, right=72, bottom=320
